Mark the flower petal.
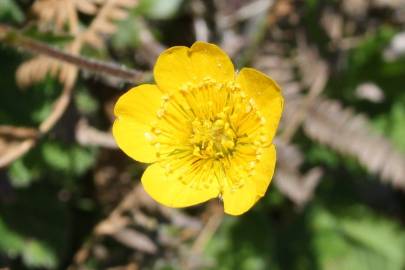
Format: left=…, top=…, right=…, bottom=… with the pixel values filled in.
left=113, top=84, right=162, bottom=163
left=141, top=163, right=220, bottom=207
left=236, top=68, right=284, bottom=141
left=222, top=179, right=259, bottom=216
left=154, top=41, right=235, bottom=93
left=189, top=41, right=235, bottom=83
left=223, top=144, right=277, bottom=215
left=253, top=144, right=277, bottom=196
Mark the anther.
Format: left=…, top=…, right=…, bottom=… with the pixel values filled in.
left=164, top=164, right=173, bottom=175
left=156, top=108, right=165, bottom=118
left=150, top=120, right=159, bottom=127
left=152, top=127, right=161, bottom=135
left=245, top=104, right=252, bottom=113
left=214, top=119, right=225, bottom=128
left=256, top=148, right=264, bottom=156
left=260, top=116, right=267, bottom=125
left=154, top=142, right=161, bottom=150
left=193, top=146, right=201, bottom=157
left=144, top=132, right=155, bottom=142
left=180, top=83, right=191, bottom=93
left=222, top=139, right=235, bottom=149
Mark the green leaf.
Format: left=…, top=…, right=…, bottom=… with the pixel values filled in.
left=311, top=206, right=405, bottom=270
left=350, top=26, right=396, bottom=70
left=341, top=218, right=405, bottom=267
left=307, top=144, right=340, bottom=168
left=373, top=101, right=405, bottom=152
left=74, top=87, right=99, bottom=115
left=41, top=142, right=71, bottom=171
left=71, top=145, right=96, bottom=175
left=111, top=15, right=141, bottom=50
left=136, top=0, right=184, bottom=19
left=22, top=240, right=57, bottom=269
left=41, top=141, right=96, bottom=175
left=8, top=159, right=34, bottom=187
left=0, top=183, right=70, bottom=269
left=0, top=0, right=24, bottom=23
left=0, top=218, right=25, bottom=257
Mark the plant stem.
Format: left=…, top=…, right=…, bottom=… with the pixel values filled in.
left=0, top=24, right=152, bottom=84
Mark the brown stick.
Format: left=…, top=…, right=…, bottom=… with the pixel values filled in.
left=0, top=24, right=150, bottom=84
left=0, top=126, right=38, bottom=139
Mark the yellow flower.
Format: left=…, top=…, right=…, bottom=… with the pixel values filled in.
left=113, top=41, right=283, bottom=215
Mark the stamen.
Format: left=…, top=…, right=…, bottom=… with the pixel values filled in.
left=150, top=80, right=269, bottom=190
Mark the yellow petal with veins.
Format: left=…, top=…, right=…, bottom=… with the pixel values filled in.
left=154, top=41, right=235, bottom=93
left=236, top=68, right=284, bottom=141
left=113, top=84, right=162, bottom=163
left=222, top=179, right=259, bottom=216
left=141, top=162, right=220, bottom=207
left=252, top=144, right=277, bottom=196
left=222, top=144, right=276, bottom=215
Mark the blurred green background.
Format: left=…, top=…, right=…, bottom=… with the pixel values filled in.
left=1, top=0, right=405, bottom=269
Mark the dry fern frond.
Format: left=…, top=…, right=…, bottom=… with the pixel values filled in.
left=15, top=55, right=77, bottom=88
left=299, top=97, right=405, bottom=190
left=16, top=56, right=59, bottom=87
left=255, top=33, right=405, bottom=193
left=276, top=167, right=323, bottom=207
left=32, top=0, right=74, bottom=31
left=74, top=0, right=104, bottom=15
left=275, top=140, right=323, bottom=207
left=81, top=0, right=139, bottom=49
left=32, top=0, right=105, bottom=31
left=18, top=0, right=139, bottom=87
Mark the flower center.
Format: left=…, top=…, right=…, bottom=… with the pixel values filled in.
left=146, top=79, right=269, bottom=190
left=190, top=115, right=236, bottom=159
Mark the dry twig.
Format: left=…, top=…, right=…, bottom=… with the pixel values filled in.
left=76, top=119, right=117, bottom=149
left=0, top=0, right=143, bottom=167
left=1, top=29, right=148, bottom=83
left=0, top=126, right=38, bottom=139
